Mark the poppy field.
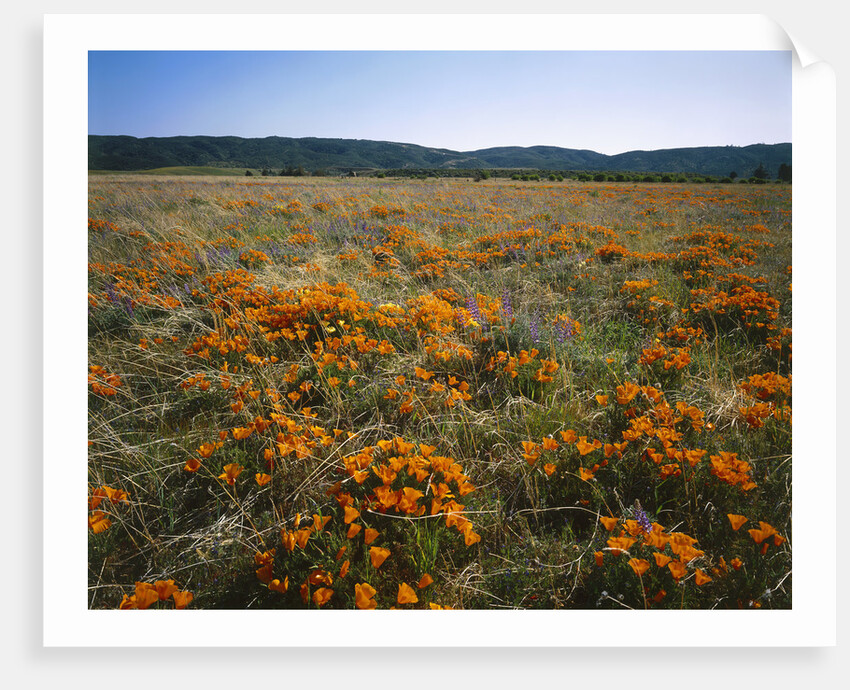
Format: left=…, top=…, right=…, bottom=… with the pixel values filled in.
left=87, top=175, right=791, bottom=610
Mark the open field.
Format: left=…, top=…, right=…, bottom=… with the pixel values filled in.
left=87, top=175, right=791, bottom=610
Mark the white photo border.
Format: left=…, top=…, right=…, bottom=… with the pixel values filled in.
left=44, top=13, right=835, bottom=647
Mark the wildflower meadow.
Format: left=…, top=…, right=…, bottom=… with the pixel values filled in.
left=87, top=174, right=791, bottom=611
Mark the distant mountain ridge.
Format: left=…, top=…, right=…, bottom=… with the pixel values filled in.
left=88, top=135, right=791, bottom=177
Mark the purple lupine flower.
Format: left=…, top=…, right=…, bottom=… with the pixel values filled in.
left=554, top=318, right=575, bottom=344
left=633, top=499, right=652, bottom=533
left=104, top=282, right=118, bottom=304
left=528, top=313, right=542, bottom=343
left=465, top=295, right=484, bottom=326
left=500, top=289, right=514, bottom=322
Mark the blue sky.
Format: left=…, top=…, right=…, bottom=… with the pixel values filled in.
left=88, top=51, right=791, bottom=155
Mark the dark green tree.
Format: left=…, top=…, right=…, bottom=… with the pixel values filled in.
left=753, top=163, right=769, bottom=180
left=778, top=163, right=792, bottom=182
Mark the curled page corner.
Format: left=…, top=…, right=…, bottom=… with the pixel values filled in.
left=767, top=17, right=824, bottom=69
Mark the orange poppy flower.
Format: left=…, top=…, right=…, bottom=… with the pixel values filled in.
left=615, top=381, right=641, bottom=405
left=154, top=580, right=179, bottom=601
left=694, top=569, right=712, bottom=586
left=311, top=514, right=332, bottom=532
left=103, top=486, right=128, bottom=504
left=312, top=587, right=333, bottom=607
left=231, top=426, right=253, bottom=440
left=255, top=473, right=272, bottom=486
left=418, top=574, right=434, bottom=589
left=183, top=457, right=202, bottom=472
left=172, top=590, right=194, bottom=609
left=521, top=440, right=540, bottom=464
left=398, top=487, right=425, bottom=514
left=370, top=546, right=390, bottom=569
left=543, top=463, right=557, bottom=477
left=758, top=521, right=778, bottom=538
left=542, top=437, right=560, bottom=451
left=599, top=516, right=619, bottom=531
left=595, top=394, right=609, bottom=407
left=414, top=367, right=434, bottom=381
left=643, top=529, right=669, bottom=550
left=397, top=582, right=419, bottom=605
left=727, top=514, right=748, bottom=531
left=308, top=569, right=334, bottom=587
left=339, top=560, right=350, bottom=579
left=730, top=557, right=743, bottom=570
left=684, top=449, right=706, bottom=467
left=88, top=511, right=111, bottom=534
left=269, top=577, right=289, bottom=593
left=653, top=552, right=672, bottom=568
left=594, top=551, right=604, bottom=567
left=281, top=529, right=298, bottom=551
left=88, top=487, right=107, bottom=511
left=295, top=528, right=311, bottom=549
left=579, top=467, right=595, bottom=481
left=134, top=582, right=159, bottom=610
left=355, top=583, right=378, bottom=610
left=628, top=558, right=650, bottom=577
left=607, top=535, right=636, bottom=555
left=218, top=463, right=243, bottom=485
left=668, top=560, right=686, bottom=580
left=748, top=528, right=769, bottom=544
left=347, top=523, right=362, bottom=539
left=364, top=528, right=379, bottom=545
left=559, top=429, right=577, bottom=443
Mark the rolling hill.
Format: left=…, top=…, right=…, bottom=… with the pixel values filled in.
left=88, top=135, right=791, bottom=178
